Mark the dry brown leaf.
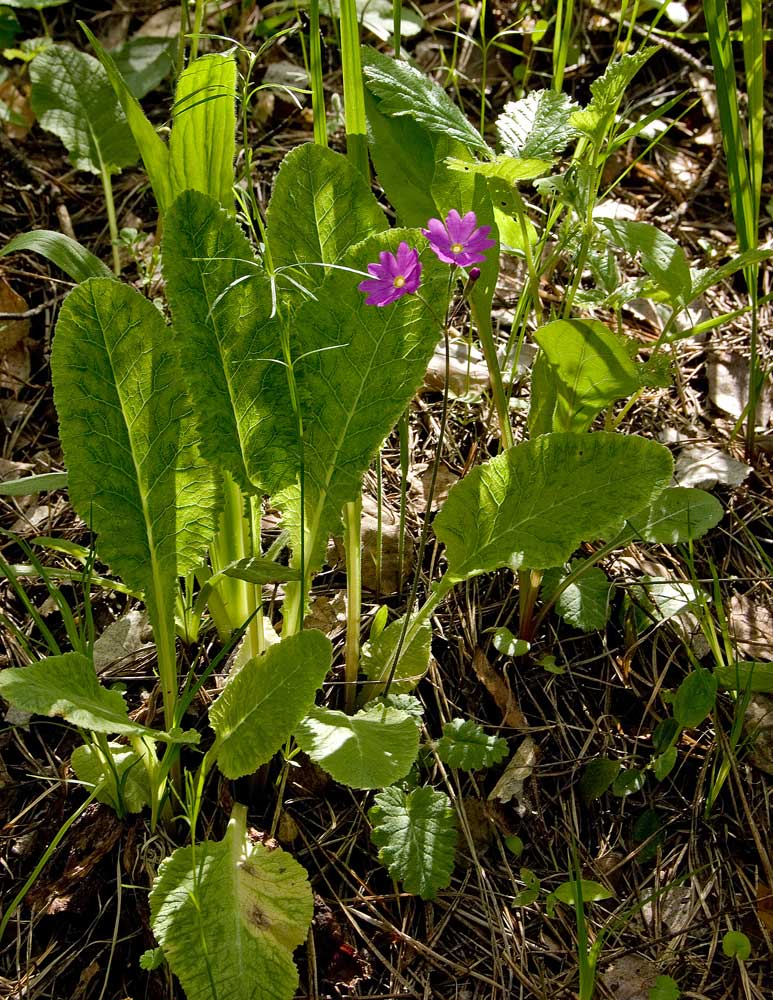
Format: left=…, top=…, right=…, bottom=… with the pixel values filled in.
left=744, top=694, right=773, bottom=776
left=708, top=350, right=773, bottom=425
left=488, top=736, right=536, bottom=807
left=729, top=592, right=773, bottom=660
left=600, top=954, right=659, bottom=1000
left=472, top=647, right=526, bottom=728
left=408, top=460, right=458, bottom=512
left=0, top=78, right=34, bottom=140
left=424, top=338, right=491, bottom=397
left=328, top=492, right=413, bottom=594
left=755, top=883, right=773, bottom=932
left=0, top=277, right=31, bottom=393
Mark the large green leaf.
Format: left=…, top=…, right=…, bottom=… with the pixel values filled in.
left=0, top=230, right=113, bottom=282
left=51, top=279, right=219, bottom=631
left=30, top=44, right=138, bottom=175
left=531, top=319, right=641, bottom=433
left=358, top=612, right=431, bottom=704
left=163, top=190, right=296, bottom=495
left=276, top=230, right=447, bottom=572
left=210, top=630, right=332, bottom=779
left=266, top=143, right=387, bottom=290
left=626, top=487, right=723, bottom=543
left=109, top=36, right=175, bottom=100
left=71, top=741, right=151, bottom=813
left=150, top=804, right=312, bottom=1000
left=295, top=703, right=419, bottom=788
left=715, top=662, right=773, bottom=694
left=542, top=562, right=612, bottom=632
left=369, top=785, right=457, bottom=899
left=599, top=219, right=693, bottom=305
left=169, top=53, right=237, bottom=211
left=362, top=46, right=488, bottom=155
left=434, top=432, right=673, bottom=582
left=496, top=90, right=579, bottom=159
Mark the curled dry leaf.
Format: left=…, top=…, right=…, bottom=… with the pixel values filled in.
left=728, top=592, right=773, bottom=661
left=472, top=647, right=526, bottom=728
left=488, top=736, right=537, bottom=809
left=708, top=350, right=773, bottom=425
left=0, top=277, right=31, bottom=393
left=674, top=443, right=750, bottom=489
left=328, top=491, right=413, bottom=593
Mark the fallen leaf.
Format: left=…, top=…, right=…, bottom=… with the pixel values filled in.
left=729, top=592, right=773, bottom=660
left=328, top=492, right=413, bottom=594
left=674, top=443, right=750, bottom=489
left=135, top=6, right=181, bottom=37
left=472, top=648, right=526, bottom=728
left=408, top=461, right=458, bottom=513
left=488, top=736, right=537, bottom=807
left=0, top=277, right=30, bottom=393
left=600, top=954, right=659, bottom=1000
left=93, top=609, right=153, bottom=675
left=0, top=77, right=34, bottom=139
left=755, top=883, right=773, bottom=932
left=744, top=694, right=773, bottom=776
left=708, top=350, right=773, bottom=425
left=303, top=591, right=347, bottom=638
left=424, top=338, right=491, bottom=397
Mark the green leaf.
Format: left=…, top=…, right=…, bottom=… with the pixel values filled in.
left=436, top=718, right=508, bottom=771
left=30, top=44, right=138, bottom=175
left=446, top=154, right=551, bottom=184
left=673, top=668, right=717, bottom=728
left=649, top=974, right=680, bottom=1000
left=689, top=248, right=773, bottom=302
left=71, top=740, right=151, bottom=813
left=51, top=279, right=219, bottom=632
left=496, top=90, right=579, bottom=159
left=0, top=230, right=113, bottom=282
left=0, top=8, right=19, bottom=48
left=5, top=0, right=69, bottom=10
left=109, top=36, right=175, bottom=99
left=0, top=471, right=67, bottom=496
left=162, top=190, right=296, bottom=495
left=150, top=803, right=312, bottom=1000
left=295, top=703, right=419, bottom=788
left=542, top=562, right=612, bottom=632
left=221, top=556, right=300, bottom=585
left=210, top=631, right=332, bottom=780
left=722, top=930, right=752, bottom=961
left=714, top=661, right=773, bottom=694
left=362, top=46, right=488, bottom=155
left=571, top=47, right=656, bottom=138
left=266, top=143, right=387, bottom=291
left=626, top=487, right=723, bottom=543
left=611, top=767, right=645, bottom=796
left=370, top=785, right=457, bottom=899
left=579, top=758, right=621, bottom=802
left=549, top=878, right=613, bottom=907
left=139, top=947, right=165, bottom=971
left=364, top=693, right=424, bottom=723
left=652, top=746, right=677, bottom=781
left=358, top=612, right=431, bottom=704
left=528, top=349, right=557, bottom=438
left=434, top=432, right=672, bottom=583
left=599, top=219, right=693, bottom=305
left=488, top=626, right=530, bottom=657
left=169, top=53, right=237, bottom=211
left=531, top=319, right=641, bottom=432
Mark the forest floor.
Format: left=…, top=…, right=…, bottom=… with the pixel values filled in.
left=0, top=2, right=772, bottom=999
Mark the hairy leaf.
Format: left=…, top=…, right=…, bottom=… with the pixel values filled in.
left=435, top=432, right=673, bottom=582
left=51, top=279, right=219, bottom=633
left=496, top=90, right=579, bottom=159
left=446, top=155, right=551, bottom=183
left=599, top=219, right=693, bottom=305
left=358, top=612, right=431, bottom=704
left=531, top=319, right=641, bottom=433
left=267, top=143, right=387, bottom=290
left=71, top=741, right=151, bottom=813
left=370, top=785, right=457, bottom=899
left=542, top=562, right=612, bottom=632
left=626, top=486, right=723, bottom=543
left=0, top=230, right=113, bottom=282
left=150, top=804, right=312, bottom=1000
left=163, top=191, right=296, bottom=495
left=571, top=48, right=656, bottom=138
left=436, top=718, right=508, bottom=771
left=210, top=630, right=332, bottom=779
left=362, top=46, right=488, bottom=155
left=295, top=703, right=419, bottom=788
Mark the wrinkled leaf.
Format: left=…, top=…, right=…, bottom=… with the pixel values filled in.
left=71, top=741, right=151, bottom=813
left=358, top=612, right=431, bottom=704
left=626, top=486, right=723, bottom=543
left=436, top=718, right=508, bottom=771
left=496, top=90, right=579, bottom=159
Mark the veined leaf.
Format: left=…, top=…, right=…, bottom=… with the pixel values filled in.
left=110, top=36, right=175, bottom=99
left=571, top=47, right=657, bottom=138
left=626, top=487, right=723, bottom=543
left=163, top=190, right=296, bottom=495
left=51, top=279, right=219, bottom=635
left=599, top=219, right=693, bottom=305
left=358, top=611, right=431, bottom=704
left=542, top=562, right=612, bottom=632
left=221, top=556, right=300, bottom=585
left=531, top=319, right=641, bottom=432
left=150, top=804, right=312, bottom=1000
left=210, top=630, right=332, bottom=780
left=71, top=741, right=151, bottom=813
left=295, top=703, right=419, bottom=788
left=436, top=718, right=508, bottom=771
left=689, top=248, right=773, bottom=303
left=0, top=653, right=193, bottom=742
left=496, top=90, right=579, bottom=159
left=362, top=46, right=489, bottom=155
left=30, top=44, right=138, bottom=174
left=714, top=661, right=773, bottom=694
left=370, top=785, right=457, bottom=899
left=169, top=53, right=237, bottom=211
left=267, top=143, right=387, bottom=290
left=435, top=432, right=672, bottom=582
left=446, top=155, right=551, bottom=184
left=0, top=230, right=113, bottom=282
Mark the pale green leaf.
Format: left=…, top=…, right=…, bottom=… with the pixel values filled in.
left=210, top=630, right=332, bottom=780
left=169, top=53, right=237, bottom=210
left=549, top=879, right=613, bottom=908
left=0, top=471, right=67, bottom=496
left=109, top=37, right=175, bottom=99
left=71, top=740, right=151, bottom=813
left=365, top=693, right=424, bottom=722
left=599, top=219, right=692, bottom=305
left=689, top=248, right=773, bottom=302
left=649, top=974, right=680, bottom=1000
left=0, top=230, right=113, bottom=282
left=531, top=319, right=641, bottom=432
left=714, top=661, right=773, bottom=694
left=673, top=668, right=717, bottom=728
left=221, top=556, right=300, bottom=585
left=528, top=349, right=557, bottom=438
left=266, top=143, right=386, bottom=290
left=488, top=626, right=529, bottom=657
left=436, top=718, right=508, bottom=771
left=370, top=785, right=457, bottom=899
left=571, top=47, right=656, bottom=138
left=358, top=612, right=431, bottom=704
left=295, top=703, right=419, bottom=788
left=496, top=90, right=579, bottom=159
left=542, top=562, right=612, bottom=632
left=722, top=930, right=752, bottom=961
left=162, top=190, right=296, bottom=495
left=653, top=746, right=677, bottom=780
left=150, top=804, right=312, bottom=1000
left=362, top=46, right=488, bottom=154
left=30, top=44, right=138, bottom=175
left=626, top=487, right=723, bottom=543
left=434, top=432, right=673, bottom=582
left=446, top=155, right=551, bottom=183
left=51, top=279, right=219, bottom=626
left=139, top=948, right=165, bottom=971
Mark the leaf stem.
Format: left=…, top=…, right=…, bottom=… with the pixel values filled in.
left=99, top=164, right=121, bottom=277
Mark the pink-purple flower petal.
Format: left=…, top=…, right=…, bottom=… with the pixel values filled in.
left=358, top=241, right=422, bottom=307
left=422, top=209, right=496, bottom=267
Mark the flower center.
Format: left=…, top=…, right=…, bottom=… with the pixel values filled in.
left=393, top=275, right=406, bottom=288
left=451, top=242, right=464, bottom=254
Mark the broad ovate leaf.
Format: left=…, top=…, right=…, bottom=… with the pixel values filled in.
left=436, top=718, right=508, bottom=771
left=370, top=786, right=457, bottom=899
left=71, top=741, right=151, bottom=813
left=496, top=90, right=579, bottom=159
left=210, top=630, right=332, bottom=780
left=531, top=319, right=641, bottom=433
left=30, top=44, right=138, bottom=175
left=150, top=804, right=312, bottom=1000
left=51, top=279, right=219, bottom=627
left=267, top=143, right=387, bottom=290
left=163, top=190, right=296, bottom=495
left=542, top=562, right=612, bottom=632
left=294, top=703, right=419, bottom=789
left=599, top=219, right=692, bottom=305
left=625, top=487, right=723, bottom=543
left=673, top=668, right=717, bottom=728
left=434, top=432, right=673, bottom=583
left=358, top=611, right=431, bottom=704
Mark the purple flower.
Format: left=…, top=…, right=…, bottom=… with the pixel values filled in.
left=358, top=241, right=422, bottom=306
left=422, top=210, right=495, bottom=267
